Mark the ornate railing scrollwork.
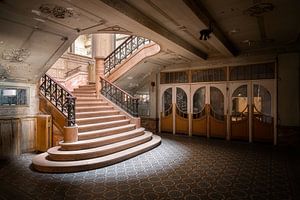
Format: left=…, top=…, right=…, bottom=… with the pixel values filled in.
left=40, top=74, right=76, bottom=126
left=100, top=76, right=139, bottom=117
left=104, top=35, right=151, bottom=75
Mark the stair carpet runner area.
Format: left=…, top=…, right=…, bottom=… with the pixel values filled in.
left=32, top=84, right=161, bottom=173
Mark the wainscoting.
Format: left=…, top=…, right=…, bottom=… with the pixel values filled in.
left=0, top=117, right=36, bottom=158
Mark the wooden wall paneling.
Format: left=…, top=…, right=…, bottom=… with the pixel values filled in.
left=0, top=119, right=21, bottom=157
left=253, top=117, right=274, bottom=142
left=20, top=117, right=37, bottom=153
left=36, top=115, right=52, bottom=152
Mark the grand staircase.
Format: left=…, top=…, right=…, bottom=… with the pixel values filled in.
left=32, top=83, right=161, bottom=173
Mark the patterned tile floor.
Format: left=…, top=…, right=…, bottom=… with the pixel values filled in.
left=0, top=133, right=299, bottom=200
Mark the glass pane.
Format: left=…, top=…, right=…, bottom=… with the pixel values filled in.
left=193, top=87, right=205, bottom=113
left=176, top=88, right=187, bottom=113
left=0, top=87, right=27, bottom=106
left=210, top=87, right=224, bottom=115
left=232, top=85, right=248, bottom=115
left=162, top=88, right=172, bottom=113
left=253, top=84, right=271, bottom=115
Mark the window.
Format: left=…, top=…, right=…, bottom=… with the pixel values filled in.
left=0, top=87, right=28, bottom=106
left=192, top=68, right=226, bottom=82
left=160, top=71, right=188, bottom=84
left=69, top=34, right=92, bottom=57
left=230, top=63, right=275, bottom=81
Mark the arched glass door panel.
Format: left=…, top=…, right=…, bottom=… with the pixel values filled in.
left=252, top=84, right=273, bottom=142
left=162, top=88, right=172, bottom=116
left=210, top=87, right=224, bottom=120
left=193, top=87, right=206, bottom=119
left=231, top=85, right=248, bottom=121
left=176, top=87, right=188, bottom=118
left=253, top=84, right=271, bottom=120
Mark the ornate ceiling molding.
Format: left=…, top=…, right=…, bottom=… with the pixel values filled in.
left=97, top=25, right=132, bottom=34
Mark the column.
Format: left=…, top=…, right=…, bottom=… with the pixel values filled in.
left=95, top=56, right=105, bottom=98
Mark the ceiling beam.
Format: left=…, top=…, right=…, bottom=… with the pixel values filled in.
left=100, top=0, right=207, bottom=60
left=183, top=0, right=238, bottom=56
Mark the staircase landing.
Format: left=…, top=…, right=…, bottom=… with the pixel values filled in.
left=32, top=84, right=161, bottom=173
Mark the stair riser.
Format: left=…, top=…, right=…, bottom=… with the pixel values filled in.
left=78, top=125, right=136, bottom=140
left=74, top=94, right=97, bottom=97
left=76, top=116, right=126, bottom=125
left=32, top=135, right=161, bottom=173
left=73, top=89, right=96, bottom=92
left=76, top=98, right=102, bottom=102
left=76, top=111, right=120, bottom=118
left=76, top=107, right=113, bottom=112
left=61, top=131, right=145, bottom=151
left=79, top=121, right=130, bottom=132
left=48, top=136, right=151, bottom=161
left=76, top=102, right=108, bottom=107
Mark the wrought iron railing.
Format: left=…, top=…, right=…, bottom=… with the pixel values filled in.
left=104, top=35, right=151, bottom=75
left=40, top=74, right=76, bottom=126
left=100, top=76, right=139, bottom=117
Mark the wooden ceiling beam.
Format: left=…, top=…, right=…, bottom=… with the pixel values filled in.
left=100, top=0, right=208, bottom=60
left=183, top=0, right=238, bottom=56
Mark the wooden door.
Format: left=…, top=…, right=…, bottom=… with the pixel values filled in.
left=175, top=86, right=189, bottom=134
left=208, top=84, right=227, bottom=138
left=160, top=87, right=173, bottom=133
left=191, top=85, right=207, bottom=136
left=252, top=81, right=275, bottom=143
left=230, top=83, right=249, bottom=140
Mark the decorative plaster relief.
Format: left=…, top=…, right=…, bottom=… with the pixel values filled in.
left=39, top=4, right=75, bottom=19
left=97, top=25, right=132, bottom=34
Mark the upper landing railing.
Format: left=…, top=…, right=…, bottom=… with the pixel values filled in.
left=40, top=74, right=76, bottom=126
left=104, top=35, right=151, bottom=76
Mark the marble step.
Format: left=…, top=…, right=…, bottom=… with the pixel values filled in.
left=58, top=127, right=146, bottom=151
left=78, top=119, right=130, bottom=132
left=32, top=134, right=161, bottom=173
left=74, top=93, right=97, bottom=97
left=76, top=115, right=126, bottom=125
left=76, top=105, right=114, bottom=112
left=73, top=90, right=96, bottom=94
left=78, top=124, right=136, bottom=140
left=76, top=101, right=108, bottom=107
left=76, top=97, right=102, bottom=101
left=76, top=110, right=120, bottom=118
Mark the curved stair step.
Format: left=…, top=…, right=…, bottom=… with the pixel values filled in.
left=76, top=102, right=107, bottom=107
left=60, top=128, right=145, bottom=150
left=76, top=105, right=114, bottom=112
left=48, top=131, right=151, bottom=161
left=76, top=110, right=120, bottom=118
left=78, top=119, right=130, bottom=132
left=78, top=124, right=136, bottom=140
left=76, top=97, right=101, bottom=101
left=32, top=134, right=161, bottom=173
left=74, top=93, right=97, bottom=97
left=76, top=115, right=126, bottom=125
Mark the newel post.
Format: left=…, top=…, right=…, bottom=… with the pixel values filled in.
left=63, top=95, right=78, bottom=143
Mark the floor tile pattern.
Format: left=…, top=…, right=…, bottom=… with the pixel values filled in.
left=0, top=134, right=295, bottom=200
